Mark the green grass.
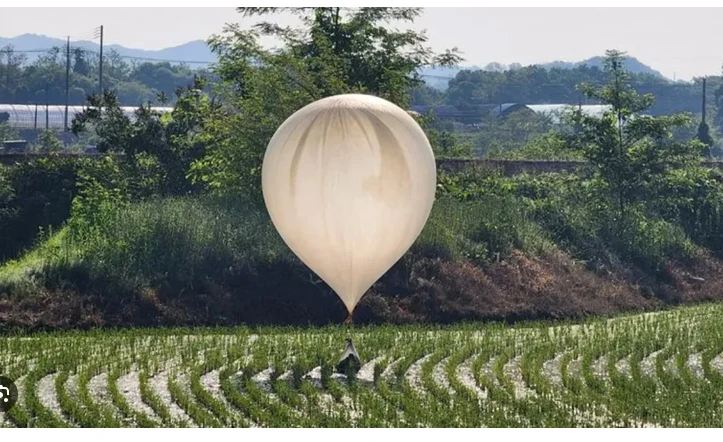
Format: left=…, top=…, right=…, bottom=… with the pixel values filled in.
left=1, top=302, right=723, bottom=427
left=0, top=193, right=551, bottom=294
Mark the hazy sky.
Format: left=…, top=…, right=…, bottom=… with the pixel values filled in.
left=2, top=7, right=722, bottom=81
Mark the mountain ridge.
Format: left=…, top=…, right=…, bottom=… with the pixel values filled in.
left=2, top=34, right=670, bottom=88
left=0, top=33, right=216, bottom=64
left=419, top=55, right=670, bottom=90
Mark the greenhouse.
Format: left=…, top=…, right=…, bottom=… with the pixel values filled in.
left=0, top=104, right=174, bottom=130
left=527, top=104, right=611, bottom=124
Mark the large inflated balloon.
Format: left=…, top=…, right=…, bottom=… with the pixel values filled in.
left=262, top=94, right=436, bottom=315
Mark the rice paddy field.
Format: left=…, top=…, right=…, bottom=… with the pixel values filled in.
left=2, top=302, right=723, bottom=428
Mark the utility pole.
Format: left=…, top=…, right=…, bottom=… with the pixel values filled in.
left=5, top=47, right=11, bottom=101
left=45, top=82, right=49, bottom=130
left=98, top=25, right=104, bottom=94
left=702, top=77, right=707, bottom=125
left=64, top=36, right=70, bottom=131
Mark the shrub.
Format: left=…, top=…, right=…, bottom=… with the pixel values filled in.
left=0, top=156, right=81, bottom=261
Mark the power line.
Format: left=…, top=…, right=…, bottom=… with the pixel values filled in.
left=4, top=47, right=215, bottom=65
left=78, top=50, right=215, bottom=65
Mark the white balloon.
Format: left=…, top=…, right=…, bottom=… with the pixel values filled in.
left=261, top=94, right=437, bottom=315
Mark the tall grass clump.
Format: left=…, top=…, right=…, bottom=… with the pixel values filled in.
left=64, top=194, right=291, bottom=293
left=413, top=195, right=552, bottom=264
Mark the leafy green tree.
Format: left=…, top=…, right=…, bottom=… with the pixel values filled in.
left=72, top=48, right=91, bottom=77
left=36, top=129, right=64, bottom=152
left=486, top=132, right=581, bottom=160
left=0, top=45, right=27, bottom=101
left=567, top=50, right=704, bottom=224
left=697, top=120, right=713, bottom=157
left=444, top=62, right=703, bottom=117
left=1, top=45, right=207, bottom=106
left=0, top=120, right=19, bottom=144
left=190, top=7, right=462, bottom=197
left=72, top=77, right=219, bottom=194
left=410, top=83, right=443, bottom=106
left=413, top=110, right=472, bottom=158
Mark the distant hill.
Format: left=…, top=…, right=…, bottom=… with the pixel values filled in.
left=0, top=33, right=217, bottom=65
left=2, top=34, right=667, bottom=87
left=539, top=56, right=666, bottom=78
left=419, top=55, right=668, bottom=90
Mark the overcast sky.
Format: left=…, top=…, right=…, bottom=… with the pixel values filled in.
left=1, top=7, right=721, bottom=81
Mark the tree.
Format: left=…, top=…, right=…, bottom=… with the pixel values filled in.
left=105, top=49, right=131, bottom=81
left=36, top=129, right=64, bottom=153
left=190, top=7, right=462, bottom=197
left=72, top=77, right=220, bottom=195
left=697, top=120, right=713, bottom=157
left=0, top=45, right=205, bottom=106
left=72, top=48, right=91, bottom=77
left=1, top=45, right=28, bottom=101
left=566, top=50, right=704, bottom=225
left=0, top=119, right=19, bottom=144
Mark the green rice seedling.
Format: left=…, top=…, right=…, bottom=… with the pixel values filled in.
left=24, top=368, right=70, bottom=428
left=138, top=369, right=180, bottom=427
left=168, top=371, right=222, bottom=428
left=107, top=367, right=158, bottom=428
left=189, top=366, right=244, bottom=427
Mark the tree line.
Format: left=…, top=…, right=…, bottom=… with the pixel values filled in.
left=0, top=45, right=214, bottom=106
left=412, top=63, right=723, bottom=124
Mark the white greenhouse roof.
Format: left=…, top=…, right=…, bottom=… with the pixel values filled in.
left=527, top=104, right=612, bottom=123
left=0, top=104, right=173, bottom=130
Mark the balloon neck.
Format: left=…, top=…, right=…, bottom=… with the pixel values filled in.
left=344, top=313, right=353, bottom=325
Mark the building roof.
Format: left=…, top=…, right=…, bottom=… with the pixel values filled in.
left=410, top=103, right=525, bottom=124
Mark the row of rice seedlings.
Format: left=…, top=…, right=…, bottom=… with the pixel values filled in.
left=564, top=311, right=717, bottom=427
left=306, top=332, right=384, bottom=427
left=243, top=364, right=301, bottom=426
left=471, top=349, right=522, bottom=427
left=441, top=340, right=529, bottom=428
left=55, top=369, right=85, bottom=426
left=614, top=321, right=699, bottom=426
left=516, top=341, right=582, bottom=428
left=446, top=346, right=494, bottom=428
left=24, top=367, right=70, bottom=428
left=348, top=342, right=407, bottom=427
left=487, top=333, right=568, bottom=428
left=459, top=331, right=523, bottom=427
left=374, top=343, right=430, bottom=427
left=419, top=349, right=460, bottom=427
left=107, top=364, right=158, bottom=428
left=168, top=369, right=222, bottom=428
left=701, top=338, right=723, bottom=427
left=79, top=364, right=125, bottom=427
left=138, top=369, right=187, bottom=427
left=3, top=372, right=30, bottom=427
left=188, top=363, right=245, bottom=427
left=52, top=341, right=112, bottom=427
left=220, top=367, right=274, bottom=426
left=1, top=343, right=68, bottom=427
